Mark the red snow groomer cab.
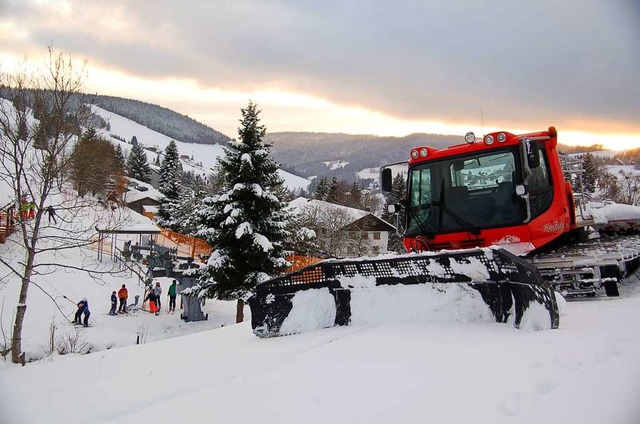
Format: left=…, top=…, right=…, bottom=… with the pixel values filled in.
left=383, top=126, right=576, bottom=256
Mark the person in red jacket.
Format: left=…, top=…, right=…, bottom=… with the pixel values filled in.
left=117, top=284, right=128, bottom=313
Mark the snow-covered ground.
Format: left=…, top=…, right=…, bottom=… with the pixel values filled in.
left=94, top=106, right=311, bottom=192
left=1, top=280, right=640, bottom=424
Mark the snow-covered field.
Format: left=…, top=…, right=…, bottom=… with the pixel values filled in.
left=1, top=280, right=640, bottom=424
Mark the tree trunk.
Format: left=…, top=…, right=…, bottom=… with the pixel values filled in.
left=236, top=299, right=244, bottom=323
left=11, top=274, right=32, bottom=364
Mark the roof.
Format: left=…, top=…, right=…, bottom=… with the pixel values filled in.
left=123, top=178, right=163, bottom=204
left=96, top=208, right=161, bottom=234
left=289, top=197, right=368, bottom=222
left=289, top=197, right=394, bottom=231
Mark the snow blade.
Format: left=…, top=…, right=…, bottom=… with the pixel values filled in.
left=249, top=247, right=559, bottom=337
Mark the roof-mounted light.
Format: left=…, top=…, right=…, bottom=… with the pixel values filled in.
left=497, top=132, right=506, bottom=143
left=419, top=147, right=428, bottom=157
left=465, top=132, right=476, bottom=144
left=411, top=149, right=419, bottom=160
left=484, top=135, right=495, bottom=145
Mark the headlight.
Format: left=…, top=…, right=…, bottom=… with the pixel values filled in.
left=419, top=148, right=428, bottom=157
left=465, top=132, right=476, bottom=144
left=485, top=135, right=494, bottom=145
left=411, top=149, right=419, bottom=159
left=497, top=133, right=506, bottom=142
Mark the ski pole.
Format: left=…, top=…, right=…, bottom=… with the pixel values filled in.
left=62, top=295, right=77, bottom=305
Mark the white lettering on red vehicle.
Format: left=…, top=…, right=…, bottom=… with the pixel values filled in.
left=543, top=221, right=564, bottom=233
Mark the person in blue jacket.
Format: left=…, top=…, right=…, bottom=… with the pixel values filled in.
left=109, top=291, right=117, bottom=315
left=73, top=297, right=91, bottom=327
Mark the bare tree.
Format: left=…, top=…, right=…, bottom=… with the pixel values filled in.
left=298, top=204, right=372, bottom=258
left=0, top=48, right=126, bottom=364
left=615, top=171, right=640, bottom=206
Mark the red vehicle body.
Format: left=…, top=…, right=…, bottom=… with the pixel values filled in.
left=385, top=127, right=578, bottom=256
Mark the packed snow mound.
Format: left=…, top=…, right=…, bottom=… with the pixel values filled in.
left=586, top=201, right=640, bottom=223
left=278, top=283, right=555, bottom=336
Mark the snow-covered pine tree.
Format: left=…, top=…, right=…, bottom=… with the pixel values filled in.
left=196, top=101, right=290, bottom=322
left=156, top=140, right=184, bottom=227
left=158, top=140, right=183, bottom=199
left=126, top=142, right=151, bottom=182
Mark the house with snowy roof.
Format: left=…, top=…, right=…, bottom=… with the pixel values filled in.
left=123, top=179, right=162, bottom=215
left=289, top=197, right=395, bottom=258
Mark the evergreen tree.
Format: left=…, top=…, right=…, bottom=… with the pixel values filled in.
left=126, top=142, right=151, bottom=182
left=195, top=101, right=290, bottom=322
left=313, top=176, right=329, bottom=200
left=158, top=140, right=183, bottom=199
left=327, top=176, right=340, bottom=203
left=114, top=144, right=126, bottom=174
left=347, top=180, right=363, bottom=208
left=391, top=172, right=407, bottom=199
left=130, top=135, right=138, bottom=146
left=156, top=140, right=184, bottom=226
left=583, top=153, right=598, bottom=192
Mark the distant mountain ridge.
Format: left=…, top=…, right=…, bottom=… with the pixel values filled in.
left=265, top=132, right=461, bottom=181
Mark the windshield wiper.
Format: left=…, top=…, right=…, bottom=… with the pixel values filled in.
left=430, top=200, right=481, bottom=236
left=407, top=204, right=435, bottom=239
left=431, top=179, right=481, bottom=236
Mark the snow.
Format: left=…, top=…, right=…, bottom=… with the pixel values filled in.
left=323, top=160, right=349, bottom=170
left=289, top=197, right=369, bottom=221
left=585, top=201, right=640, bottom=227
left=2, top=285, right=640, bottom=423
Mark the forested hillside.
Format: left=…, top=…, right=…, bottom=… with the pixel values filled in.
left=94, top=95, right=231, bottom=145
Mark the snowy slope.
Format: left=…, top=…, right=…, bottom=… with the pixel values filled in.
left=94, top=106, right=311, bottom=192
left=1, top=288, right=640, bottom=424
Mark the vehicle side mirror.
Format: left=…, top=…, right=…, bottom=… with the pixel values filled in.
left=515, top=185, right=527, bottom=196
left=381, top=168, right=393, bottom=192
left=525, top=139, right=540, bottom=168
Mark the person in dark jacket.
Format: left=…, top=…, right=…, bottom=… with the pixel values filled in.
left=145, top=287, right=159, bottom=314
left=109, top=291, right=117, bottom=315
left=168, top=280, right=178, bottom=313
left=73, top=297, right=90, bottom=327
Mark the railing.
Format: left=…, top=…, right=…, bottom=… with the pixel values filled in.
left=0, top=210, right=17, bottom=244
left=156, top=228, right=211, bottom=259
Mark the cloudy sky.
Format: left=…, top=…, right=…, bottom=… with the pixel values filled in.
left=1, top=0, right=639, bottom=149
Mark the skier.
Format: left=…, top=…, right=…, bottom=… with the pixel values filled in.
left=73, top=298, right=90, bottom=327
left=167, top=280, right=177, bottom=314
left=19, top=197, right=29, bottom=220
left=117, top=284, right=128, bottom=313
left=153, top=281, right=162, bottom=310
left=109, top=291, right=117, bottom=315
left=27, top=201, right=35, bottom=219
left=45, top=205, right=57, bottom=223
left=146, top=287, right=159, bottom=315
